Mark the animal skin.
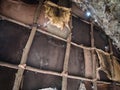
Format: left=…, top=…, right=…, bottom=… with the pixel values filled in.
left=44, top=1, right=71, bottom=30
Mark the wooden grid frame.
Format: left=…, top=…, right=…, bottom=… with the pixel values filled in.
left=0, top=10, right=120, bottom=90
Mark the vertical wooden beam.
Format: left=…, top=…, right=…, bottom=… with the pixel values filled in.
left=90, top=22, right=97, bottom=90
left=12, top=1, right=44, bottom=90
left=84, top=21, right=94, bottom=79
left=62, top=33, right=72, bottom=90
left=62, top=17, right=72, bottom=90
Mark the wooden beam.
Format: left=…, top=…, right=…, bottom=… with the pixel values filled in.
left=0, top=61, right=18, bottom=69
left=91, top=22, right=97, bottom=90
left=71, top=3, right=90, bottom=24
left=12, top=27, right=37, bottom=90
left=1, top=61, right=120, bottom=86
left=62, top=33, right=71, bottom=90
left=12, top=1, right=44, bottom=90
left=62, top=16, right=72, bottom=90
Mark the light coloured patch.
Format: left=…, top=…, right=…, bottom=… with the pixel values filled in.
left=96, top=50, right=120, bottom=82
left=44, top=1, right=71, bottom=30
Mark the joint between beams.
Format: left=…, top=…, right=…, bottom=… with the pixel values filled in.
left=32, top=23, right=39, bottom=27
left=18, top=64, right=26, bottom=69
left=61, top=72, right=68, bottom=77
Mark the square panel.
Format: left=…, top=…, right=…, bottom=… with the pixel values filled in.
left=0, top=66, right=17, bottom=90
left=72, top=16, right=91, bottom=47
left=0, top=20, right=30, bottom=64
left=27, top=32, right=66, bottom=72
left=22, top=70, right=62, bottom=90
left=68, top=45, right=85, bottom=76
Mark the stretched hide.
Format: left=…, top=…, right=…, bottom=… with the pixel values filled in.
left=96, top=50, right=120, bottom=82
left=44, top=1, right=71, bottom=30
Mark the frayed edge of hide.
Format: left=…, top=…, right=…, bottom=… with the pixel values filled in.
left=96, top=50, right=120, bottom=82
left=44, top=1, right=71, bottom=30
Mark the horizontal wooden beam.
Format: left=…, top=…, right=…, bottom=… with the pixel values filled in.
left=0, top=61, right=120, bottom=86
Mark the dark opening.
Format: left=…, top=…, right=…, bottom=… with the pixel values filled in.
left=50, top=0, right=59, bottom=4
left=21, top=0, right=63, bottom=6
left=21, top=0, right=39, bottom=4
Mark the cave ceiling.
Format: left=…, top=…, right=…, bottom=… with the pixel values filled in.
left=72, top=0, right=120, bottom=49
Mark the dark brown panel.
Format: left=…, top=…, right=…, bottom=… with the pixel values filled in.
left=27, top=32, right=66, bottom=72
left=67, top=78, right=80, bottom=90
left=0, top=20, right=30, bottom=64
left=0, top=66, right=17, bottom=90
left=22, top=70, right=62, bottom=90
left=72, top=16, right=91, bottom=46
left=68, top=79, right=92, bottom=90
left=97, top=83, right=111, bottom=90
left=112, top=45, right=120, bottom=59
left=68, top=45, right=85, bottom=76
left=94, top=26, right=109, bottom=51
